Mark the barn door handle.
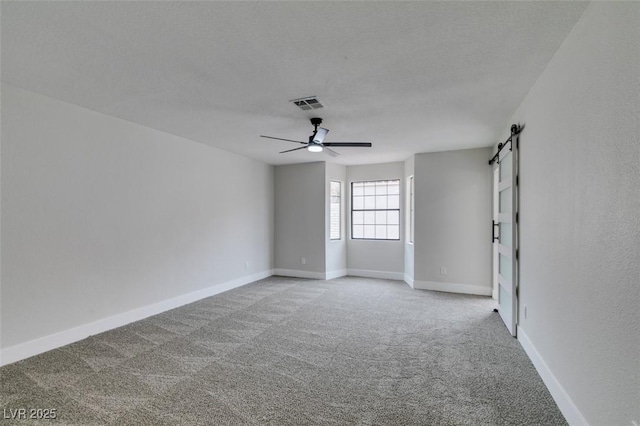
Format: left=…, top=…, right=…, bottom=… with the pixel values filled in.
left=492, top=221, right=500, bottom=242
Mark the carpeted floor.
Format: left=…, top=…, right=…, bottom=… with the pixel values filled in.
left=0, top=276, right=566, bottom=425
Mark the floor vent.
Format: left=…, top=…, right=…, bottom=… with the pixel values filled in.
left=291, top=96, right=324, bottom=110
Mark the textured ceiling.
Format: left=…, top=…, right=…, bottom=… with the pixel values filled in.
left=1, top=1, right=588, bottom=165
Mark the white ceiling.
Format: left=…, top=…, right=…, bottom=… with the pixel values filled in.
left=1, top=1, right=588, bottom=166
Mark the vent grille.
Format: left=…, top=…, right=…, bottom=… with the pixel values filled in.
left=291, top=96, right=324, bottom=110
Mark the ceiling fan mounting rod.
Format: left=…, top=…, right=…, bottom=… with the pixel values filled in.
left=310, top=117, right=323, bottom=129
left=309, top=117, right=323, bottom=142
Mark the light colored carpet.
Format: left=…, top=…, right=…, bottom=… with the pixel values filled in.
left=0, top=276, right=566, bottom=425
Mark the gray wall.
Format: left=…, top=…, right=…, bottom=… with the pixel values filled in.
left=413, top=148, right=493, bottom=294
left=274, top=162, right=326, bottom=276
left=325, top=162, right=347, bottom=277
left=504, top=3, right=639, bottom=425
left=1, top=84, right=274, bottom=350
left=346, top=162, right=405, bottom=277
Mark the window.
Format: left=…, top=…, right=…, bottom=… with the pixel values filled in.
left=408, top=176, right=414, bottom=243
left=351, top=180, right=400, bottom=240
left=330, top=181, right=342, bottom=240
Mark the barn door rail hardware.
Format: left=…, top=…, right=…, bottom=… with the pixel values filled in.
left=488, top=124, right=524, bottom=165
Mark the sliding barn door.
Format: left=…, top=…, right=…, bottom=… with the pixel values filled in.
left=493, top=126, right=520, bottom=337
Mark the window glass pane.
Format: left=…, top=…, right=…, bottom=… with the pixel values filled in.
left=376, top=195, right=387, bottom=209
left=375, top=182, right=387, bottom=195
left=375, top=210, right=386, bottom=224
left=500, top=222, right=511, bottom=248
left=499, top=284, right=511, bottom=322
left=364, top=196, right=375, bottom=209
left=388, top=210, right=400, bottom=225
left=364, top=225, right=375, bottom=239
left=500, top=152, right=512, bottom=182
left=353, top=225, right=364, bottom=239
left=353, top=211, right=364, bottom=225
left=500, top=187, right=511, bottom=214
left=375, top=225, right=387, bottom=239
left=388, top=181, right=400, bottom=194
left=388, top=195, right=399, bottom=209
left=353, top=196, right=364, bottom=210
left=388, top=225, right=400, bottom=240
left=364, top=211, right=375, bottom=224
left=352, top=183, right=364, bottom=196
left=364, top=182, right=375, bottom=195
left=330, top=181, right=340, bottom=197
left=499, top=253, right=512, bottom=284
left=330, top=181, right=341, bottom=240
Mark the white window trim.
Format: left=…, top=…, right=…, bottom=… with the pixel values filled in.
left=407, top=175, right=414, bottom=244
left=350, top=179, right=401, bottom=241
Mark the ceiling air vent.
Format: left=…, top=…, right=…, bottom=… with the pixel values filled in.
left=291, top=96, right=324, bottom=111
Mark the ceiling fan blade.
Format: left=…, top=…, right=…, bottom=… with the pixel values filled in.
left=260, top=135, right=307, bottom=145
left=322, top=142, right=372, bottom=147
left=323, top=146, right=340, bottom=157
left=279, top=146, right=309, bottom=154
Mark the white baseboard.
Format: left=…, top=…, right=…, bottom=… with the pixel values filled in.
left=347, top=269, right=404, bottom=281
left=413, top=280, right=492, bottom=296
left=404, top=274, right=415, bottom=288
left=273, top=268, right=326, bottom=280
left=0, top=270, right=273, bottom=367
left=517, top=327, right=588, bottom=426
left=326, top=269, right=348, bottom=280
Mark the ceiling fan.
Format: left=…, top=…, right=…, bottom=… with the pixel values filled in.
left=260, top=118, right=372, bottom=157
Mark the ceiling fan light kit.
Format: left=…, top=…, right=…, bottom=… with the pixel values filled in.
left=260, top=117, right=372, bottom=157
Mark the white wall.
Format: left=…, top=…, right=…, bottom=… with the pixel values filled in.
left=325, top=162, right=347, bottom=278
left=1, top=84, right=274, bottom=358
left=503, top=3, right=640, bottom=425
left=413, top=148, right=492, bottom=295
left=274, top=162, right=326, bottom=278
left=346, top=162, right=405, bottom=279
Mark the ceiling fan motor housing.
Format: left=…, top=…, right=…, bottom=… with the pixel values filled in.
left=310, top=117, right=323, bottom=126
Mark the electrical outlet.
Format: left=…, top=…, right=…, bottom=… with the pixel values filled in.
left=301, top=257, right=306, bottom=265
left=523, top=305, right=528, bottom=320
left=440, top=267, right=447, bottom=275
left=245, top=261, right=249, bottom=270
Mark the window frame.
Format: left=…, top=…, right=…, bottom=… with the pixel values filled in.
left=350, top=179, right=401, bottom=241
left=329, top=180, right=342, bottom=241
left=407, top=175, right=414, bottom=244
